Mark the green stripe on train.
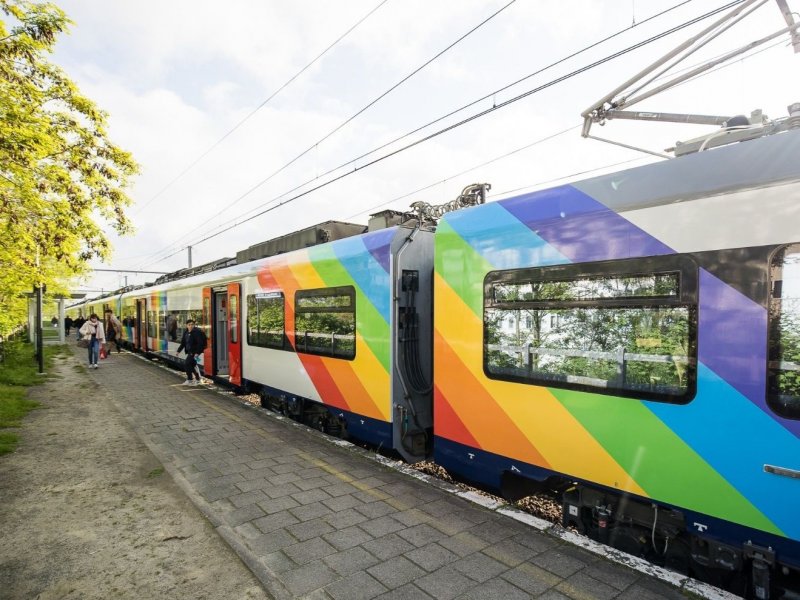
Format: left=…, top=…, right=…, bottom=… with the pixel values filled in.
left=552, top=388, right=783, bottom=536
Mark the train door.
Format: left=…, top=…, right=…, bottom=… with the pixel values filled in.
left=227, top=282, right=242, bottom=387
left=201, top=287, right=213, bottom=377
left=214, top=290, right=229, bottom=376
left=136, top=298, right=147, bottom=350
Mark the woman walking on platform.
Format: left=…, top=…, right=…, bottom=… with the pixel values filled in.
left=79, top=314, right=105, bottom=369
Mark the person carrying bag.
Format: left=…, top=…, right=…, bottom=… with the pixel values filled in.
left=78, top=314, right=105, bottom=369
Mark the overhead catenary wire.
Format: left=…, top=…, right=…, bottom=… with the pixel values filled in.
left=177, top=0, right=689, bottom=247
left=141, top=0, right=749, bottom=265
left=132, top=0, right=522, bottom=268
left=184, top=0, right=519, bottom=233
left=345, top=125, right=582, bottom=220
left=132, top=0, right=703, bottom=269
left=133, top=0, right=393, bottom=217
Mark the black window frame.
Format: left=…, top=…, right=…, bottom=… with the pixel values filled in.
left=294, top=286, right=356, bottom=360
left=483, top=255, right=699, bottom=404
left=246, top=292, right=289, bottom=351
left=767, top=242, right=800, bottom=420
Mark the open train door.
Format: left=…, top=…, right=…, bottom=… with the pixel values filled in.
left=227, top=282, right=242, bottom=387
left=136, top=298, right=147, bottom=350
left=201, top=287, right=213, bottom=377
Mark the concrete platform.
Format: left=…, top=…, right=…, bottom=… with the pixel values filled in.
left=84, top=348, right=735, bottom=599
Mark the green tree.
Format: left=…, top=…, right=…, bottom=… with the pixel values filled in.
left=0, top=0, right=138, bottom=335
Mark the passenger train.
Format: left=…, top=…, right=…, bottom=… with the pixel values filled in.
left=69, top=127, right=800, bottom=598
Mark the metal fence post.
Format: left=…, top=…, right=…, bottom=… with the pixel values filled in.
left=616, top=346, right=627, bottom=386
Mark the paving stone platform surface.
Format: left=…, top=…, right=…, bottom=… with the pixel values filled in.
left=89, top=349, right=705, bottom=599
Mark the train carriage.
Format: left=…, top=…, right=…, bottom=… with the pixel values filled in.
left=247, top=225, right=434, bottom=461
left=432, top=127, right=800, bottom=595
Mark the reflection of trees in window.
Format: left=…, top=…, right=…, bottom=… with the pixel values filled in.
left=768, top=244, right=800, bottom=419
left=295, top=287, right=355, bottom=360
left=247, top=293, right=287, bottom=350
left=484, top=259, right=696, bottom=403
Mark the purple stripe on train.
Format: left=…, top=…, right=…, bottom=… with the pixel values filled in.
left=698, top=270, right=800, bottom=438
left=498, top=186, right=673, bottom=263
left=361, top=228, right=395, bottom=274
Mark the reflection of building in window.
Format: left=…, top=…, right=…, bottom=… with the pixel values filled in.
left=295, top=286, right=356, bottom=360
left=768, top=243, right=800, bottom=419
left=484, top=257, right=697, bottom=403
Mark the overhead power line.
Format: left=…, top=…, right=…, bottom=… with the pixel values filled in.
left=134, top=0, right=520, bottom=268
left=186, top=1, right=518, bottom=227
left=345, top=125, right=581, bottom=220
left=134, top=0, right=392, bottom=217
left=135, top=0, right=696, bottom=268
left=143, top=0, right=747, bottom=264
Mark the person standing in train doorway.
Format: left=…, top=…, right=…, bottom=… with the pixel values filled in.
left=79, top=314, right=105, bottom=369
left=177, top=319, right=207, bottom=386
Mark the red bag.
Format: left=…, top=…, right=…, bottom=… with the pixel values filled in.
left=99, top=345, right=107, bottom=360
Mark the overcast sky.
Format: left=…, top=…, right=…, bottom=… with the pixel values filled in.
left=49, top=0, right=799, bottom=295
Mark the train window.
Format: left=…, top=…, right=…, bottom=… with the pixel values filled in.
left=165, top=312, right=179, bottom=342
left=146, top=311, right=158, bottom=338
left=484, top=256, right=698, bottom=403
left=230, top=295, right=238, bottom=343
left=202, top=296, right=210, bottom=332
left=166, top=310, right=199, bottom=344
left=768, top=243, right=800, bottom=419
left=295, top=286, right=356, bottom=360
left=247, top=293, right=287, bottom=350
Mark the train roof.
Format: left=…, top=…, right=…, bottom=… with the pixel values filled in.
left=571, top=127, right=800, bottom=212
left=72, top=128, right=800, bottom=308
left=102, top=224, right=409, bottom=300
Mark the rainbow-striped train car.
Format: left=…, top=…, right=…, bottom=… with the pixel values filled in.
left=433, top=128, right=800, bottom=597
left=71, top=226, right=434, bottom=462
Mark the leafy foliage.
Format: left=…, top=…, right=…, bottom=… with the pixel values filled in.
left=486, top=276, right=691, bottom=396
left=0, top=1, right=138, bottom=335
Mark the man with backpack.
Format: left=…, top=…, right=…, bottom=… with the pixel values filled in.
left=176, top=319, right=207, bottom=386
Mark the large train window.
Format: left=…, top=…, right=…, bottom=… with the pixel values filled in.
left=247, top=293, right=288, bottom=350
left=484, top=256, right=698, bottom=403
left=768, top=243, right=800, bottom=419
left=295, top=286, right=355, bottom=360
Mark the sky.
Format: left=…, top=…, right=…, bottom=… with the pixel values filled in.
left=47, top=0, right=800, bottom=296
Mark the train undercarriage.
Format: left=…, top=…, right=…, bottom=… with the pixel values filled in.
left=257, top=389, right=348, bottom=439
left=560, top=483, right=800, bottom=600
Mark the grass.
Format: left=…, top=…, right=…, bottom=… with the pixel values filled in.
left=147, top=467, right=165, bottom=478
left=0, top=340, right=65, bottom=455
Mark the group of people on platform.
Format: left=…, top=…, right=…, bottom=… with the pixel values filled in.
left=74, top=310, right=207, bottom=385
